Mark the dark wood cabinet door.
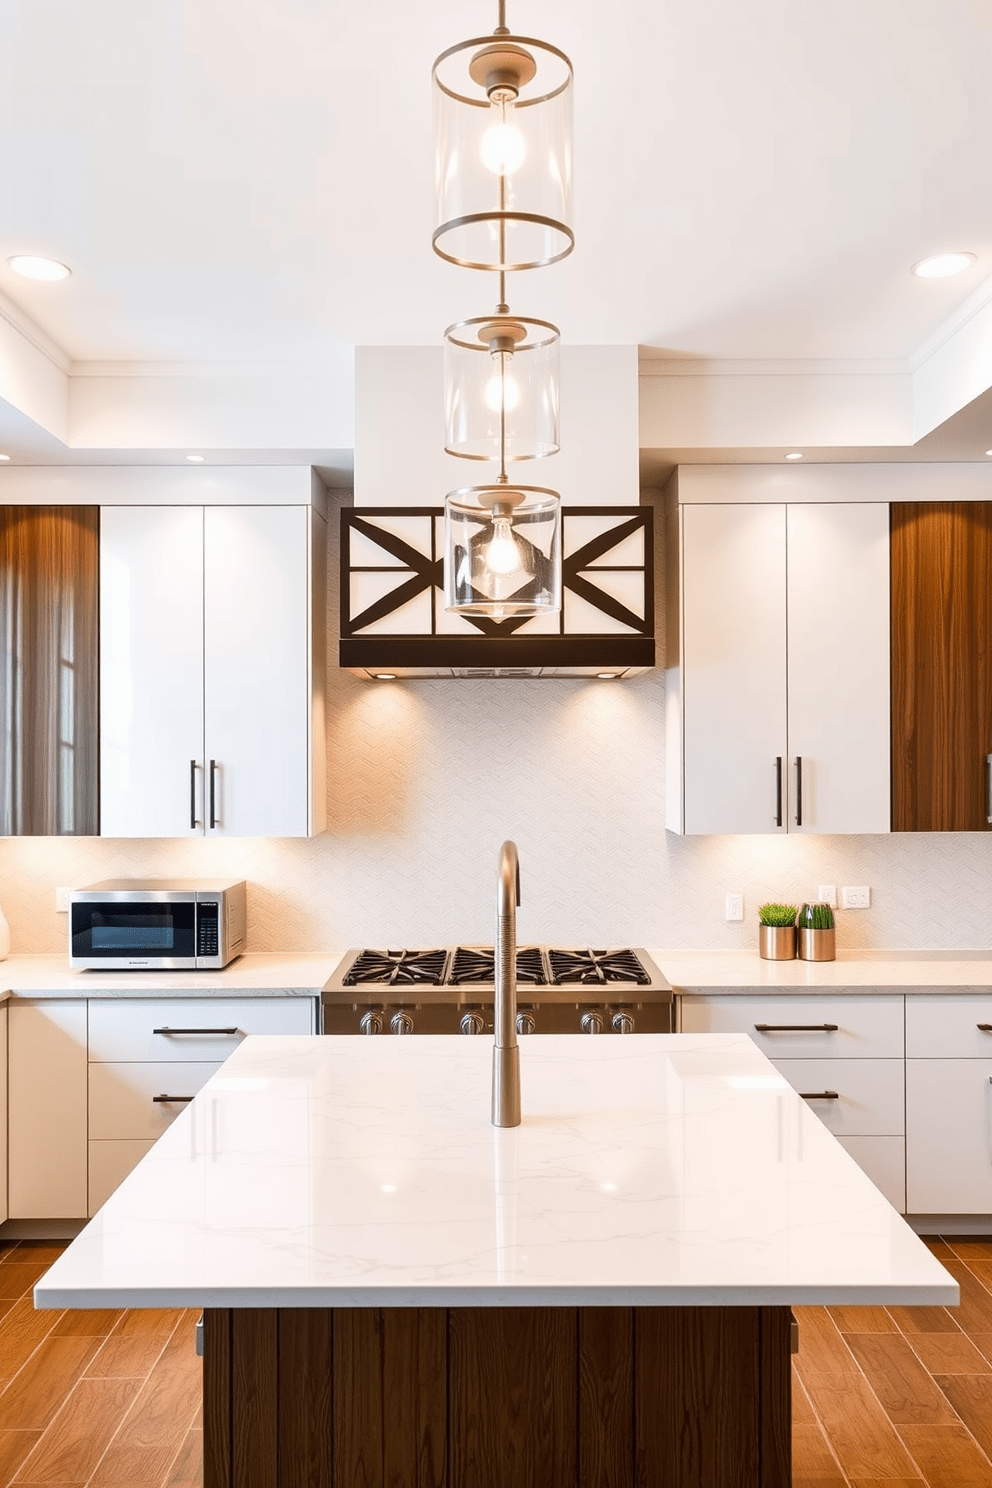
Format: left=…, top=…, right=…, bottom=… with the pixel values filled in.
left=891, top=501, right=992, bottom=831
left=0, top=505, right=99, bottom=834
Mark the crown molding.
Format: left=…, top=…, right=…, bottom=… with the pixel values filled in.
left=637, top=354, right=908, bottom=378
left=910, top=274, right=992, bottom=373
left=0, top=287, right=71, bottom=375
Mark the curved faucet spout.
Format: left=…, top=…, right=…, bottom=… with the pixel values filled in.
left=492, top=840, right=522, bottom=1127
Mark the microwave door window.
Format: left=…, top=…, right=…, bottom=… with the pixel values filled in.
left=91, top=917, right=175, bottom=950
left=72, top=901, right=196, bottom=958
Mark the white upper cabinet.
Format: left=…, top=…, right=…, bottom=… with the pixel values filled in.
left=666, top=500, right=890, bottom=835
left=101, top=504, right=326, bottom=838
left=785, top=504, right=890, bottom=835
left=101, top=506, right=205, bottom=837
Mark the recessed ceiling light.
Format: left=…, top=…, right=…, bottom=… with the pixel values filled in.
left=0, top=453, right=9, bottom=462
left=7, top=254, right=71, bottom=281
left=374, top=673, right=397, bottom=681
left=986, top=450, right=992, bottom=457
left=785, top=452, right=804, bottom=461
left=185, top=454, right=205, bottom=463
left=596, top=672, right=619, bottom=680
left=911, top=252, right=976, bottom=280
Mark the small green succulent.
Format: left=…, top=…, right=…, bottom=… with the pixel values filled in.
left=799, top=902, right=835, bottom=931
left=758, top=903, right=798, bottom=928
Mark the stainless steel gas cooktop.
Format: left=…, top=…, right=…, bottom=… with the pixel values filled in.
left=321, top=946, right=673, bottom=1035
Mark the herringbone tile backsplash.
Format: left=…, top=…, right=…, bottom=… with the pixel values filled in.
left=3, top=504, right=991, bottom=955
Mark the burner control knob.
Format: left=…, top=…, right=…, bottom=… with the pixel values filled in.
left=460, top=1012, right=485, bottom=1036
left=516, top=1012, right=536, bottom=1036
left=612, top=1011, right=635, bottom=1035
left=580, top=1011, right=605, bottom=1035
left=359, top=1011, right=383, bottom=1036
left=390, top=1011, right=414, bottom=1036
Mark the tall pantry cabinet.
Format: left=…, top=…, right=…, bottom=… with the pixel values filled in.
left=665, top=485, right=890, bottom=835
left=101, top=502, right=326, bottom=837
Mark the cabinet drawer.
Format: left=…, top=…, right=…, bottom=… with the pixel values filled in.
left=906, top=995, right=992, bottom=1059
left=88, top=997, right=314, bottom=1062
left=88, top=1139, right=156, bottom=1216
left=773, top=1059, right=904, bottom=1136
left=89, top=1060, right=225, bottom=1139
left=835, top=1136, right=905, bottom=1214
left=907, top=1059, right=992, bottom=1214
left=679, top=996, right=904, bottom=1058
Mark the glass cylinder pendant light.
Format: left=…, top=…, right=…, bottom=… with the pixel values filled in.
left=443, top=312, right=560, bottom=461
left=432, top=7, right=573, bottom=271
left=445, top=484, right=561, bottom=619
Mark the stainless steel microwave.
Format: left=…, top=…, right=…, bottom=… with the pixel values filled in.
left=68, top=879, right=247, bottom=970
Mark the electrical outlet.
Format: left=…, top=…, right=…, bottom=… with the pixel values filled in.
left=55, top=886, right=71, bottom=913
left=725, top=892, right=744, bottom=922
left=841, top=885, right=871, bottom=910
left=817, top=885, right=837, bottom=909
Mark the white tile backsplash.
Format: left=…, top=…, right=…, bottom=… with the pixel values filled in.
left=3, top=499, right=991, bottom=955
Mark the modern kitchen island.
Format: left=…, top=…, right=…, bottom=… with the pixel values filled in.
left=35, top=1033, right=956, bottom=1488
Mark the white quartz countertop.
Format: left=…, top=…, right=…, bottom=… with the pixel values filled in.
left=0, top=952, right=345, bottom=998
left=650, top=948, right=992, bottom=993
left=36, top=1032, right=956, bottom=1311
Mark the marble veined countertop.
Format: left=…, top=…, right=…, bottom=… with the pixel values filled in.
left=650, top=948, right=992, bottom=993
left=36, top=1032, right=955, bottom=1311
left=0, top=952, right=345, bottom=998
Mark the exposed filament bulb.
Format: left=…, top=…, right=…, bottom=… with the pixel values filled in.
left=480, top=95, right=526, bottom=176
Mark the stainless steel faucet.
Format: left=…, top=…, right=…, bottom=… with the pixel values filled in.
left=492, top=839, right=521, bottom=1127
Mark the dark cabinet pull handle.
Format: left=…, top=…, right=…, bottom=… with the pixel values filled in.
left=190, top=759, right=198, bottom=830
left=209, top=759, right=218, bottom=830
left=795, top=756, right=803, bottom=827
left=800, top=1090, right=839, bottom=1100
left=978, top=1024, right=992, bottom=1032
left=153, top=1094, right=195, bottom=1104
left=775, top=757, right=783, bottom=827
left=754, top=1023, right=839, bottom=1032
left=987, top=754, right=992, bottom=826
left=153, top=1026, right=240, bottom=1036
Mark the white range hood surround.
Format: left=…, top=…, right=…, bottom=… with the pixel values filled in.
left=353, top=345, right=639, bottom=508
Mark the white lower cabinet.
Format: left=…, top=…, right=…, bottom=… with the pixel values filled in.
left=8, top=1001, right=88, bottom=1219
left=906, top=996, right=992, bottom=1216
left=680, top=995, right=906, bottom=1211
left=0, top=1005, right=7, bottom=1225
left=86, top=996, right=315, bottom=1217
left=88, top=1139, right=157, bottom=1216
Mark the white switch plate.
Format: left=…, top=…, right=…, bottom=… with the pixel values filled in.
left=817, top=885, right=838, bottom=909
left=55, top=886, right=71, bottom=913
left=841, top=885, right=871, bottom=909
left=725, top=892, right=744, bottom=922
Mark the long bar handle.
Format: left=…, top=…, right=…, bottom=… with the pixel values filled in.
left=209, top=759, right=218, bottom=830
left=153, top=1026, right=240, bottom=1036
left=190, top=759, right=198, bottom=830
left=987, top=753, right=992, bottom=825
left=754, top=1023, right=839, bottom=1032
left=795, top=756, right=803, bottom=827
left=799, top=1090, right=839, bottom=1100
left=977, top=1024, right=992, bottom=1032
left=775, top=756, right=783, bottom=827
left=153, top=1094, right=195, bottom=1104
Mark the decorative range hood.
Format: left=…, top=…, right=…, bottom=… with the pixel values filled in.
left=340, top=505, right=654, bottom=679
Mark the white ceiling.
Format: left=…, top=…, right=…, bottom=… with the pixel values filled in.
left=0, top=0, right=991, bottom=458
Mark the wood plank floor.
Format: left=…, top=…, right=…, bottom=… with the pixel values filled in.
left=3, top=1236, right=992, bottom=1486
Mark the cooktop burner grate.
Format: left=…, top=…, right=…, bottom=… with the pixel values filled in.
left=448, top=946, right=548, bottom=986
left=343, top=948, right=449, bottom=987
left=547, top=948, right=652, bottom=986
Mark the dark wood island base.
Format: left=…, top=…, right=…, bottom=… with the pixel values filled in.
left=203, top=1304, right=791, bottom=1488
